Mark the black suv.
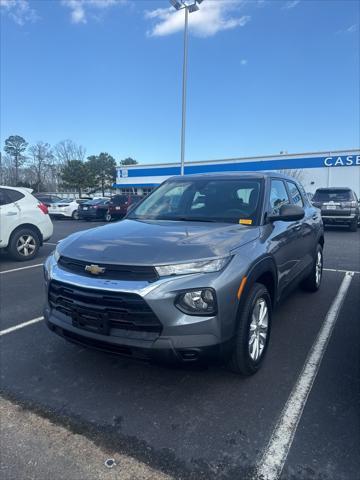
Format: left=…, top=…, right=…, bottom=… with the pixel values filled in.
left=44, top=172, right=324, bottom=375
left=312, top=187, right=359, bottom=231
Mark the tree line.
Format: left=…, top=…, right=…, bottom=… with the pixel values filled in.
left=0, top=135, right=138, bottom=196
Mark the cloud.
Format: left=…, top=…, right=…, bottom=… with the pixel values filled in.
left=346, top=24, right=358, bottom=33
left=145, top=0, right=251, bottom=38
left=336, top=23, right=358, bottom=35
left=61, top=0, right=127, bottom=24
left=282, top=0, right=300, bottom=9
left=0, top=0, right=38, bottom=26
left=240, top=59, right=248, bottom=66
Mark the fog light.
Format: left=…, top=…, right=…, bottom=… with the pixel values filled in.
left=176, top=288, right=217, bottom=315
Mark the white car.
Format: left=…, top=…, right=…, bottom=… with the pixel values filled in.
left=0, top=186, right=53, bottom=261
left=48, top=198, right=82, bottom=220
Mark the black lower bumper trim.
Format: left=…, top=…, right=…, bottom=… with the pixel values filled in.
left=45, top=319, right=232, bottom=366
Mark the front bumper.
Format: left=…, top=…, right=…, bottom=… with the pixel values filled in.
left=43, top=255, right=241, bottom=364
left=321, top=214, right=357, bottom=225
left=44, top=308, right=231, bottom=363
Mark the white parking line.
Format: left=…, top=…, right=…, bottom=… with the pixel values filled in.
left=0, top=264, right=43, bottom=274
left=0, top=316, right=44, bottom=337
left=324, top=268, right=360, bottom=274
left=44, top=242, right=58, bottom=246
left=254, top=271, right=354, bottom=480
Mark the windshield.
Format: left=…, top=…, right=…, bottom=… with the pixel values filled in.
left=313, top=190, right=352, bottom=202
left=128, top=178, right=263, bottom=224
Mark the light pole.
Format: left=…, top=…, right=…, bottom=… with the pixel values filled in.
left=169, top=0, right=203, bottom=175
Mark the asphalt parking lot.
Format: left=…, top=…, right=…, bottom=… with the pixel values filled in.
left=1, top=220, right=359, bottom=480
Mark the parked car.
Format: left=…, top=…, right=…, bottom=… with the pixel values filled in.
left=44, top=172, right=324, bottom=375
left=0, top=186, right=53, bottom=261
left=33, top=193, right=63, bottom=207
left=77, top=198, right=110, bottom=221
left=105, top=194, right=143, bottom=222
left=48, top=198, right=84, bottom=220
left=312, top=187, right=359, bottom=231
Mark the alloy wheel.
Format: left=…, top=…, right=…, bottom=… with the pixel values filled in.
left=17, top=235, right=36, bottom=257
left=315, top=250, right=323, bottom=286
left=248, top=298, right=269, bottom=362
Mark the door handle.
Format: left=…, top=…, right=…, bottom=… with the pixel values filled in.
left=293, top=223, right=302, bottom=231
left=6, top=211, right=18, bottom=216
left=312, top=214, right=318, bottom=220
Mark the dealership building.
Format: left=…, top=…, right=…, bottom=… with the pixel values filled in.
left=114, top=149, right=360, bottom=197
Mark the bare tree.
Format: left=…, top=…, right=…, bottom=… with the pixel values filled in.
left=54, top=140, right=86, bottom=165
left=28, top=141, right=54, bottom=192
left=0, top=153, right=17, bottom=185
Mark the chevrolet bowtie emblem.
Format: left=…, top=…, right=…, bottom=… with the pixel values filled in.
left=85, top=264, right=106, bottom=275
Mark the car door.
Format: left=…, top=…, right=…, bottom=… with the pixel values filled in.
left=267, top=179, right=304, bottom=294
left=0, top=188, right=21, bottom=247
left=286, top=180, right=317, bottom=273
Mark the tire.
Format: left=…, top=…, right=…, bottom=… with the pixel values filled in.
left=105, top=211, right=112, bottom=222
left=8, top=228, right=40, bottom=262
left=349, top=219, right=358, bottom=232
left=301, top=244, right=323, bottom=292
left=228, top=283, right=272, bottom=376
left=72, top=210, right=79, bottom=220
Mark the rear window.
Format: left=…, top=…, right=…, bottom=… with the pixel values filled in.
left=111, top=195, right=127, bottom=205
left=313, top=189, right=352, bottom=202
left=7, top=189, right=25, bottom=202
left=0, top=188, right=12, bottom=206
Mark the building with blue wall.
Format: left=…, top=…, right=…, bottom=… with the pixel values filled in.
left=114, top=149, right=360, bottom=197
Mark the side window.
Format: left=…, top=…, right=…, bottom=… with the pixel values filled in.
left=286, top=181, right=304, bottom=207
left=0, top=189, right=13, bottom=206
left=6, top=190, right=25, bottom=203
left=190, top=191, right=206, bottom=210
left=269, top=180, right=290, bottom=214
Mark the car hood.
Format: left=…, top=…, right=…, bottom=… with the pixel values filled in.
left=58, top=219, right=260, bottom=265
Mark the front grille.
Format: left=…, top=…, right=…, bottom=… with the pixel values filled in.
left=321, top=209, right=351, bottom=217
left=49, top=280, right=162, bottom=334
left=58, top=256, right=158, bottom=282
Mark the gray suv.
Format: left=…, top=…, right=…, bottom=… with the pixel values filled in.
left=312, top=187, right=359, bottom=231
left=44, top=172, right=324, bottom=375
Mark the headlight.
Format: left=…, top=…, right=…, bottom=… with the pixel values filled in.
left=175, top=288, right=217, bottom=315
left=54, top=245, right=60, bottom=262
left=155, top=257, right=231, bottom=277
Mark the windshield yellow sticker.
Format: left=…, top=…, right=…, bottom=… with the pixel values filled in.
left=239, top=219, right=252, bottom=225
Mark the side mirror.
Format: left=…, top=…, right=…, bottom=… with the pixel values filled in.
left=268, top=204, right=305, bottom=222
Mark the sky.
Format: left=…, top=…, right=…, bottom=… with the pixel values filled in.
left=0, top=0, right=359, bottom=165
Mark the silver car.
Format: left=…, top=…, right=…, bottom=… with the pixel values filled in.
left=44, top=172, right=324, bottom=375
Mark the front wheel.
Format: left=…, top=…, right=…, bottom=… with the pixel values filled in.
left=8, top=228, right=40, bottom=261
left=228, top=283, right=272, bottom=376
left=301, top=244, right=323, bottom=292
left=105, top=211, right=112, bottom=222
left=72, top=209, right=79, bottom=220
